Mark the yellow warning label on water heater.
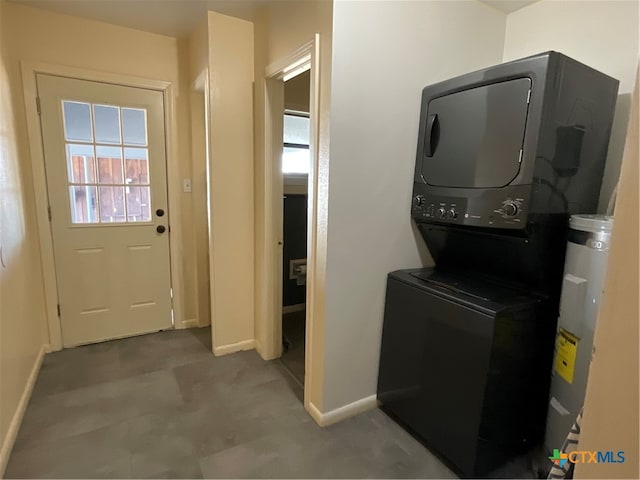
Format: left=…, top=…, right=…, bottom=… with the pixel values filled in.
left=554, top=328, right=578, bottom=384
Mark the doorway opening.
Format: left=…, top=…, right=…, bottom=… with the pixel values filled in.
left=259, top=36, right=322, bottom=414
left=280, top=70, right=311, bottom=386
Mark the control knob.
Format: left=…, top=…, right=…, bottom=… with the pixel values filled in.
left=447, top=208, right=458, bottom=219
left=437, top=207, right=446, bottom=219
left=413, top=195, right=426, bottom=207
left=503, top=202, right=519, bottom=217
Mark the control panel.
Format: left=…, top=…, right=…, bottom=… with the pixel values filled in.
left=412, top=195, right=466, bottom=224
left=411, top=188, right=529, bottom=230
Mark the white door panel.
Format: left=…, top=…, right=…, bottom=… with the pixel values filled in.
left=37, top=74, right=172, bottom=347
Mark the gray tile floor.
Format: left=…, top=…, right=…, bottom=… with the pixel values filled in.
left=6, top=327, right=459, bottom=479
left=281, top=310, right=306, bottom=386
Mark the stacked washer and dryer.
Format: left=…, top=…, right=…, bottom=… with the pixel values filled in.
left=376, top=52, right=619, bottom=477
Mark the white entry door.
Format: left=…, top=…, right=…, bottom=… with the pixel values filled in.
left=37, top=74, right=173, bottom=347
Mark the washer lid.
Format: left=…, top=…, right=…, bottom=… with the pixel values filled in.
left=570, top=214, right=614, bottom=233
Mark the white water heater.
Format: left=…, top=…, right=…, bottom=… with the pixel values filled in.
left=545, top=214, right=614, bottom=451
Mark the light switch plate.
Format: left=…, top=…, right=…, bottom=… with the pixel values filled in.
left=183, top=178, right=192, bottom=193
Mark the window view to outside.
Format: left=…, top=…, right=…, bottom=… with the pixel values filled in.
left=283, top=112, right=310, bottom=174
left=62, top=100, right=151, bottom=224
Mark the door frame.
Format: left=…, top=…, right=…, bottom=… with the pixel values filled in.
left=21, top=61, right=185, bottom=351
left=258, top=36, right=323, bottom=411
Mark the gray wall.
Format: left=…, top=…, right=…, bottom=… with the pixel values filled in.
left=283, top=194, right=307, bottom=306
left=322, top=0, right=507, bottom=412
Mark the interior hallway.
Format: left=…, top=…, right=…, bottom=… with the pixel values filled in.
left=4, top=328, right=461, bottom=479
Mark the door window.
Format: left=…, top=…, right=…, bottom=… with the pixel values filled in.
left=62, top=101, right=151, bottom=224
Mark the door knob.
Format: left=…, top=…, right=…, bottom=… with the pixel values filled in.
left=156, top=225, right=166, bottom=234
left=156, top=208, right=165, bottom=217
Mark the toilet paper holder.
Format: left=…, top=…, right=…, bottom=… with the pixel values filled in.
left=289, top=259, right=307, bottom=285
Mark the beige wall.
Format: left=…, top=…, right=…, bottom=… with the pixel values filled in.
left=575, top=69, right=639, bottom=479
left=188, top=17, right=212, bottom=328
left=176, top=36, right=199, bottom=326
left=323, top=0, right=506, bottom=412
left=503, top=0, right=640, bottom=212
left=252, top=5, right=268, bottom=358
left=0, top=0, right=49, bottom=472
left=207, top=11, right=255, bottom=351
left=189, top=89, right=211, bottom=328
left=285, top=70, right=311, bottom=112
left=188, top=17, right=209, bottom=84
left=1, top=2, right=200, bottom=329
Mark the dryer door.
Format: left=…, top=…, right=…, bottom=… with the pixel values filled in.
left=422, top=77, right=531, bottom=188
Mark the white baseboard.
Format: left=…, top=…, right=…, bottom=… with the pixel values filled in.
left=0, top=344, right=47, bottom=476
left=307, top=400, right=324, bottom=425
left=213, top=339, right=255, bottom=356
left=307, top=394, right=379, bottom=427
left=254, top=339, right=265, bottom=358
left=179, top=318, right=199, bottom=329
left=283, top=303, right=305, bottom=314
